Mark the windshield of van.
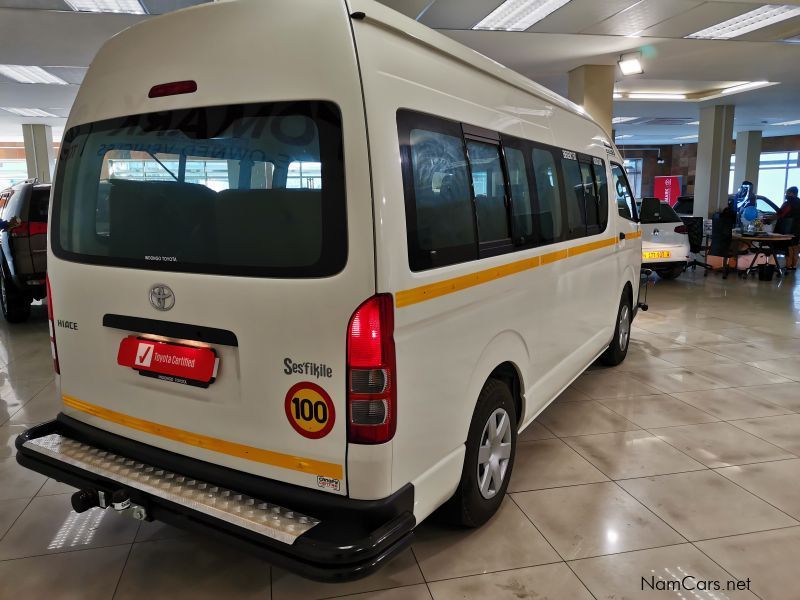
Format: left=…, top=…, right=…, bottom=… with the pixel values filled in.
left=52, top=101, right=346, bottom=277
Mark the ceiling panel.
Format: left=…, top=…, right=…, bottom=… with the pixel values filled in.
left=0, top=0, right=67, bottom=8
left=141, top=0, right=209, bottom=15
left=377, top=0, right=433, bottom=19
left=419, top=0, right=503, bottom=30
left=46, top=66, right=89, bottom=85
left=583, top=0, right=704, bottom=36
left=528, top=0, right=639, bottom=34
left=639, top=1, right=761, bottom=38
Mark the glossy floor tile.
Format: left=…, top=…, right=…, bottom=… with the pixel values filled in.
left=2, top=269, right=800, bottom=597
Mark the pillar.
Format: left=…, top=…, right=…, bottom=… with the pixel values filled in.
left=693, top=105, right=735, bottom=217
left=733, top=130, right=762, bottom=193
left=22, top=124, right=55, bottom=183
left=568, top=65, right=616, bottom=138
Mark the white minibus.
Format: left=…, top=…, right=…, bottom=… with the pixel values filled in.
left=17, top=0, right=642, bottom=581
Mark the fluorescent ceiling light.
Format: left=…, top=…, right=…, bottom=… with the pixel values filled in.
left=772, top=119, right=800, bottom=126
left=721, top=81, right=769, bottom=95
left=628, top=93, right=687, bottom=100
left=612, top=117, right=637, bottom=124
left=473, top=0, right=572, bottom=31
left=618, top=53, right=643, bottom=76
left=0, top=107, right=58, bottom=117
left=687, top=121, right=700, bottom=125
left=687, top=5, right=800, bottom=40
left=0, top=65, right=68, bottom=85
left=614, top=135, right=633, bottom=140
left=675, top=134, right=698, bottom=140
left=613, top=93, right=623, bottom=99
left=64, top=0, right=146, bottom=13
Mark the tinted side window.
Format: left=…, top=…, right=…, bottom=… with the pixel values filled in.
left=593, top=160, right=609, bottom=232
left=399, top=111, right=477, bottom=271
left=611, top=163, right=637, bottom=221
left=579, top=161, right=601, bottom=234
left=561, top=156, right=587, bottom=236
left=504, top=146, right=534, bottom=243
left=531, top=148, right=563, bottom=244
left=29, top=188, right=50, bottom=223
left=466, top=140, right=509, bottom=243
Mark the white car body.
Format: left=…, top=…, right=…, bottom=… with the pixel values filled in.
left=18, top=0, right=642, bottom=580
left=640, top=201, right=691, bottom=278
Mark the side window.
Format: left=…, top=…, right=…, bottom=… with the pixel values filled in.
left=611, top=163, right=637, bottom=221
left=561, top=155, right=587, bottom=237
left=579, top=161, right=601, bottom=234
left=466, top=140, right=510, bottom=244
left=399, top=111, right=477, bottom=271
left=532, top=148, right=563, bottom=244
left=593, top=159, right=609, bottom=232
left=503, top=146, right=534, bottom=243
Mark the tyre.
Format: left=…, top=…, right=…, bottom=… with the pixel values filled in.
left=444, top=378, right=517, bottom=527
left=599, top=290, right=632, bottom=367
left=0, top=270, right=32, bottom=323
left=657, top=266, right=684, bottom=280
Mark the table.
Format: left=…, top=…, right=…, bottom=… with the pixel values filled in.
left=733, top=233, right=795, bottom=278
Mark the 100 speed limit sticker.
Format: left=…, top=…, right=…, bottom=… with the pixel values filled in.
left=285, top=381, right=336, bottom=439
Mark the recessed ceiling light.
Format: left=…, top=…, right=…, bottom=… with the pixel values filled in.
left=687, top=121, right=700, bottom=125
left=687, top=5, right=800, bottom=40
left=618, top=52, right=643, bottom=76
left=0, top=107, right=58, bottom=117
left=614, top=134, right=633, bottom=140
left=772, top=119, right=800, bottom=126
left=0, top=65, right=68, bottom=85
left=628, top=93, right=687, bottom=100
left=613, top=93, right=623, bottom=99
left=675, top=134, right=698, bottom=140
left=64, top=0, right=146, bottom=13
left=721, top=81, right=770, bottom=95
left=473, top=0, right=572, bottom=31
left=612, top=117, right=638, bottom=124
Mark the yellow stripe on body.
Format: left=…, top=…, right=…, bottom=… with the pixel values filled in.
left=396, top=234, right=631, bottom=308
left=62, top=395, right=343, bottom=480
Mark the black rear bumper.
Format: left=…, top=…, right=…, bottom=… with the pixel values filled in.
left=16, top=415, right=415, bottom=582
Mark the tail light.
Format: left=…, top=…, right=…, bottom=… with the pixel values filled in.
left=46, top=276, right=59, bottom=374
left=347, top=295, right=396, bottom=444
left=674, top=225, right=688, bottom=234
left=10, top=221, right=47, bottom=238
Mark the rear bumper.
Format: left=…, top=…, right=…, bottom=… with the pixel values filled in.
left=16, top=415, right=415, bottom=582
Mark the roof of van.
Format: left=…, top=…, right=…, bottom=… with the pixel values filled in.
left=351, top=0, right=608, bottom=135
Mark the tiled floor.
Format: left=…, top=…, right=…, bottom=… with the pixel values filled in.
left=2, top=271, right=800, bottom=599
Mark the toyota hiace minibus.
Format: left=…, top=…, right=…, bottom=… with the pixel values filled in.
left=17, top=0, right=642, bottom=581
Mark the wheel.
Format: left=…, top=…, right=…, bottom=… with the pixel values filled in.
left=0, top=270, right=32, bottom=323
left=656, top=266, right=684, bottom=280
left=599, top=290, right=632, bottom=367
left=444, top=379, right=517, bottom=527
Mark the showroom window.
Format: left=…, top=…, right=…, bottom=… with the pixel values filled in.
left=53, top=101, right=347, bottom=278
left=728, top=152, right=800, bottom=203
left=0, top=158, right=28, bottom=189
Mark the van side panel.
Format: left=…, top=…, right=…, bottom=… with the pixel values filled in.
left=349, top=0, right=624, bottom=514
left=50, top=0, right=375, bottom=496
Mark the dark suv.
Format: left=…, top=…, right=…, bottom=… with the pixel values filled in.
left=0, top=180, right=49, bottom=322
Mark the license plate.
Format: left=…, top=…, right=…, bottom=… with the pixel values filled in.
left=643, top=250, right=672, bottom=259
left=117, top=336, right=219, bottom=388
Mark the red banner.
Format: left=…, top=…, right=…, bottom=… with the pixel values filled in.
left=117, top=336, right=218, bottom=386
left=654, top=176, right=682, bottom=206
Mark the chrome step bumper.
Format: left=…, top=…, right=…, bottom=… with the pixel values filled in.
left=23, top=433, right=319, bottom=545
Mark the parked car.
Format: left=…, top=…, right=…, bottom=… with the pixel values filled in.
left=0, top=180, right=49, bottom=322
left=638, top=198, right=690, bottom=280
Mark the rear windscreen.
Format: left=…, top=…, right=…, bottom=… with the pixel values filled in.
left=52, top=101, right=346, bottom=277
left=29, top=188, right=50, bottom=222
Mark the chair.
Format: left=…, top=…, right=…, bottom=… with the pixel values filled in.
left=706, top=209, right=739, bottom=279
left=681, top=216, right=711, bottom=272
left=770, top=217, right=796, bottom=276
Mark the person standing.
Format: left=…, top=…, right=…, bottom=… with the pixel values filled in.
left=776, top=186, right=800, bottom=271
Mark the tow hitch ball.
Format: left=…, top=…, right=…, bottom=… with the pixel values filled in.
left=71, top=489, right=148, bottom=521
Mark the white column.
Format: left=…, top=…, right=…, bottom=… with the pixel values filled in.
left=733, top=130, right=762, bottom=193
left=21, top=123, right=55, bottom=183
left=694, top=105, right=735, bottom=217
left=568, top=65, right=616, bottom=138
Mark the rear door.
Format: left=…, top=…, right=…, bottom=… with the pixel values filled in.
left=50, top=100, right=374, bottom=496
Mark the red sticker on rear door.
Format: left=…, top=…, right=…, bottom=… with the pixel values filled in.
left=117, top=336, right=219, bottom=388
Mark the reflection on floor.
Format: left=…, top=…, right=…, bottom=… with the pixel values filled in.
left=2, top=273, right=800, bottom=599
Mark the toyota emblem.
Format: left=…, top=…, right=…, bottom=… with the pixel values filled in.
left=149, top=284, right=175, bottom=311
